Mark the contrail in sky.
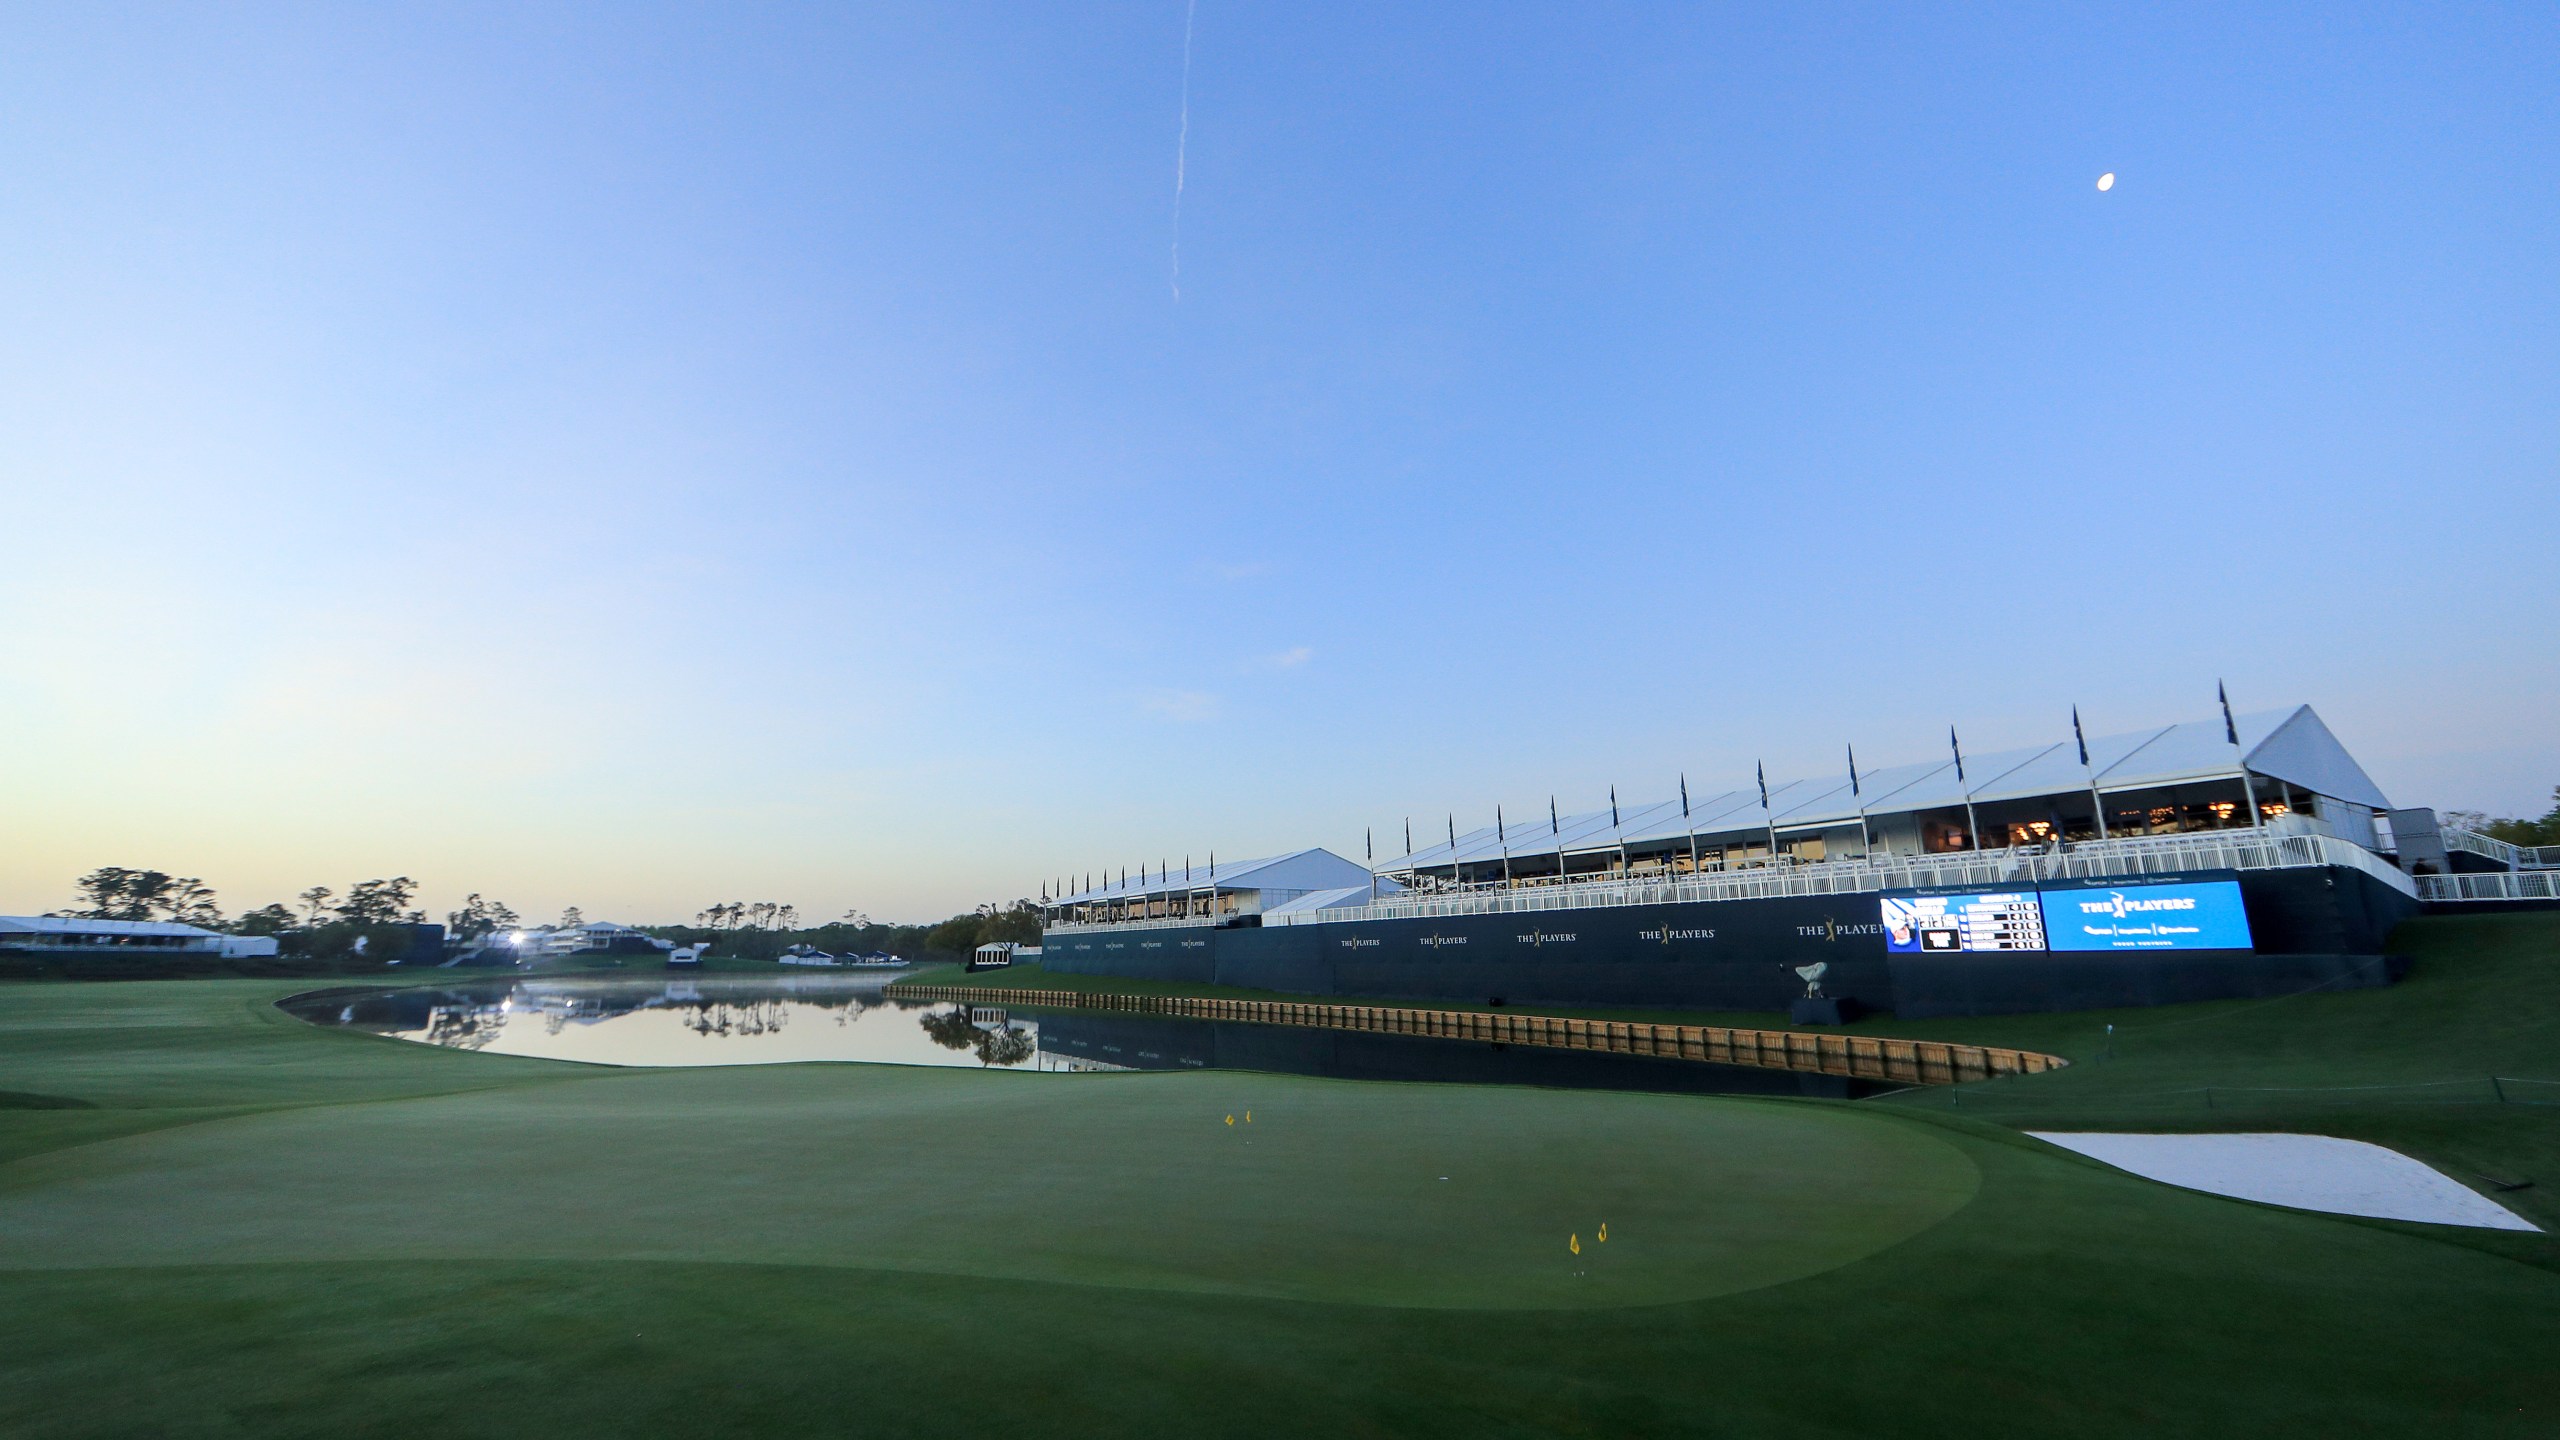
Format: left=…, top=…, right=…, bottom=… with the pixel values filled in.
left=1171, top=0, right=1197, bottom=300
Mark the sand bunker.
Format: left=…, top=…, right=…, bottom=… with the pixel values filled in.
left=2030, top=1131, right=2537, bottom=1231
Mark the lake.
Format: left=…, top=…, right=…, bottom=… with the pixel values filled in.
left=282, top=976, right=1897, bottom=1098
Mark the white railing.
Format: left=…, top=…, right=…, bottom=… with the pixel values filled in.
left=2439, top=827, right=2560, bottom=871
left=2417, top=871, right=2560, bottom=902
left=1266, top=828, right=2412, bottom=927
left=1043, top=914, right=1222, bottom=934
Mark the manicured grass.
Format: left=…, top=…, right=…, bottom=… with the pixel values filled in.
left=0, top=1066, right=1978, bottom=1309
left=3, top=923, right=2559, bottom=1436
left=930, top=918, right=2560, bottom=1230
left=1869, top=913, right=2560, bottom=1231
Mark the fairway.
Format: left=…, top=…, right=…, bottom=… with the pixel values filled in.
left=5, top=965, right=2559, bottom=1439
left=0, top=1064, right=1978, bottom=1309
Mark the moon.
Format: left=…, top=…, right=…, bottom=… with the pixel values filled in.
left=2097, top=172, right=2116, bottom=192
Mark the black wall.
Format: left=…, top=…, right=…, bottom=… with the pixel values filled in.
left=1040, top=864, right=2419, bottom=1019
left=1032, top=1011, right=1881, bottom=1098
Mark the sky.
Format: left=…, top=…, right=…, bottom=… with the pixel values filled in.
left=2, top=3, right=2555, bottom=926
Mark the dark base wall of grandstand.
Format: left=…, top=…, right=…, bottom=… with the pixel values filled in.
left=1035, top=1013, right=1887, bottom=1098
left=1038, top=865, right=2420, bottom=1019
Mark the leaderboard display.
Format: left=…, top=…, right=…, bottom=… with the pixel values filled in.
left=1880, top=889, right=2048, bottom=954
left=1881, top=873, right=2252, bottom=955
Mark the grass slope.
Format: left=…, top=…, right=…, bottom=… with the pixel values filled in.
left=1, top=921, right=2557, bottom=1437
left=1873, top=913, right=2560, bottom=1232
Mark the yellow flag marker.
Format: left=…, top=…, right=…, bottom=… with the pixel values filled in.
left=1245, top=1111, right=1252, bottom=1123
left=1569, top=1234, right=1581, bottom=1255
left=1598, top=1223, right=1608, bottom=1242
left=1224, top=1115, right=1234, bottom=1126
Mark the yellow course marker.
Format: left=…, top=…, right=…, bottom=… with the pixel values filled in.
left=1569, top=1233, right=1580, bottom=1255
left=1224, top=1115, right=1234, bottom=1126
left=1245, top=1111, right=1252, bottom=1123
left=1598, top=1223, right=1608, bottom=1242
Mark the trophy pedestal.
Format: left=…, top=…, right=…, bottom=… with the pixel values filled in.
left=1790, top=997, right=1854, bottom=1027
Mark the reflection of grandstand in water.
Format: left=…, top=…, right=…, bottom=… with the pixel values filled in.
left=1033, top=1050, right=1134, bottom=1073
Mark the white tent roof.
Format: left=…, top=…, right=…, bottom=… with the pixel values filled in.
left=1379, top=705, right=2388, bottom=870
left=1263, top=880, right=1409, bottom=917
left=1056, top=847, right=1376, bottom=906
left=0, top=915, right=224, bottom=938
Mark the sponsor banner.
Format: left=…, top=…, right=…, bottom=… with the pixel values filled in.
left=1879, top=872, right=2253, bottom=954
left=2039, top=874, right=2252, bottom=952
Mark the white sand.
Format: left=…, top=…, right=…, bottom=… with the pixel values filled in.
left=2027, top=1131, right=2539, bottom=1232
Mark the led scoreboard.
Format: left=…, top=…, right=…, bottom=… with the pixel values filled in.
left=2039, top=873, right=2253, bottom=951
left=1880, top=888, right=2048, bottom=954
left=1882, top=872, right=2254, bottom=955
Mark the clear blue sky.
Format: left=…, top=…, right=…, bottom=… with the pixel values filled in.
left=3, top=3, right=2554, bottom=924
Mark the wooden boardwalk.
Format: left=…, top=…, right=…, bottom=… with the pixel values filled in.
left=883, top=984, right=2067, bottom=1087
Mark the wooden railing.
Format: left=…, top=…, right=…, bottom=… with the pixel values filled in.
left=882, top=985, right=2067, bottom=1087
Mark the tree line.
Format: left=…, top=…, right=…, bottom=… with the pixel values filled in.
left=69, top=868, right=430, bottom=932
left=2444, top=785, right=2560, bottom=848
left=61, top=868, right=438, bottom=963
left=651, top=899, right=1042, bottom=961
left=53, top=867, right=1047, bottom=964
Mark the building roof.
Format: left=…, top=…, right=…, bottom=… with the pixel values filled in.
left=1261, top=879, right=1409, bottom=917
left=0, top=915, right=227, bottom=938
left=1379, top=705, right=2390, bottom=870
left=1056, top=847, right=1375, bottom=906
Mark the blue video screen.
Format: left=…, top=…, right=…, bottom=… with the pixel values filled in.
left=2037, top=877, right=2253, bottom=952
left=1880, top=889, right=2049, bottom=954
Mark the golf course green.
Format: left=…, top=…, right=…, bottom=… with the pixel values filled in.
left=4, top=914, right=2558, bottom=1437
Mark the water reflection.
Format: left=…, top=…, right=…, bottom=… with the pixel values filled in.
left=292, top=977, right=1051, bottom=1070
left=286, top=978, right=1892, bottom=1097
left=917, top=1007, right=1036, bottom=1067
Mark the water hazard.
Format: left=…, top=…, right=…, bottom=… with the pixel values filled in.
left=284, top=976, right=1900, bottom=1098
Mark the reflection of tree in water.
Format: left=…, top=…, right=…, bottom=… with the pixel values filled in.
left=918, top=1009, right=979, bottom=1051
left=917, top=1007, right=1036, bottom=1067
left=976, top=1025, right=1035, bottom=1067
left=422, top=1004, right=507, bottom=1051
left=662, top=986, right=886, bottom=1039
left=681, top=1000, right=792, bottom=1038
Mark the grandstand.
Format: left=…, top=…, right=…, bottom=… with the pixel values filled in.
left=1033, top=700, right=2500, bottom=1018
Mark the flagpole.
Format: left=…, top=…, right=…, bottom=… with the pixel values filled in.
left=1610, top=786, right=1628, bottom=875
left=1757, top=761, right=1779, bottom=865
left=2221, top=681, right=2262, bottom=829
left=1366, top=827, right=1377, bottom=907
left=1447, top=814, right=1460, bottom=888
left=1951, top=727, right=1982, bottom=851
left=2074, top=707, right=2109, bottom=841
left=1680, top=774, right=1699, bottom=876
left=1497, top=805, right=1512, bottom=887
left=1848, top=744, right=1871, bottom=856
left=1551, top=796, right=1566, bottom=891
